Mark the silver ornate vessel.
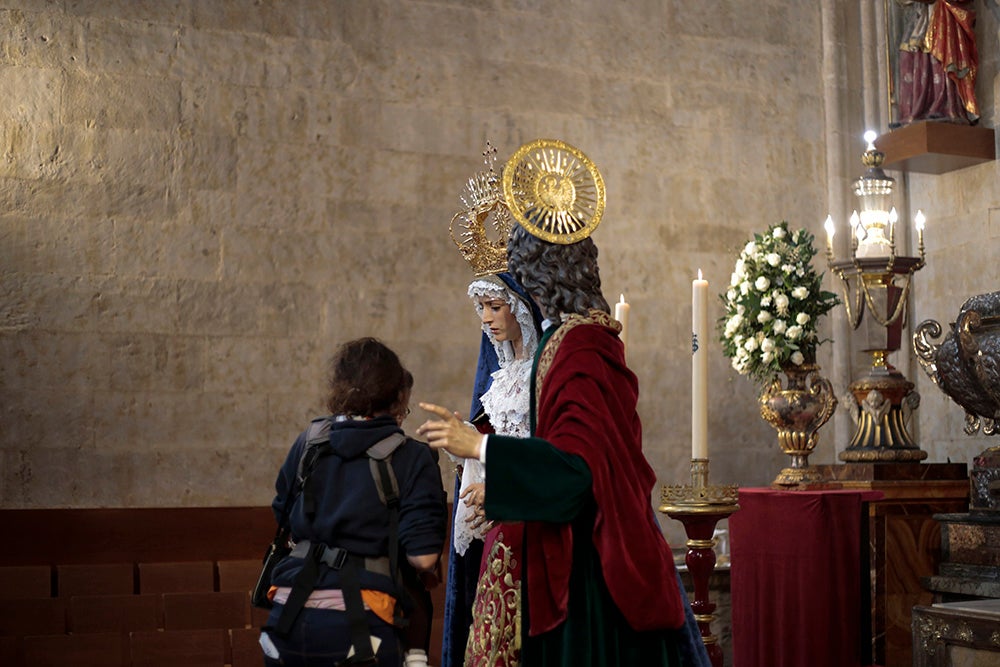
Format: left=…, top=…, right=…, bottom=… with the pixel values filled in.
left=914, top=290, right=1000, bottom=437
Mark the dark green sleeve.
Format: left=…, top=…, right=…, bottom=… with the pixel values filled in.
left=484, top=434, right=593, bottom=523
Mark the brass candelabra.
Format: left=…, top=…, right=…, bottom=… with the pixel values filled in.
left=824, top=131, right=928, bottom=461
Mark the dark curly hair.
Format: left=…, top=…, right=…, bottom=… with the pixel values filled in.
left=507, top=223, right=610, bottom=321
left=326, top=338, right=413, bottom=417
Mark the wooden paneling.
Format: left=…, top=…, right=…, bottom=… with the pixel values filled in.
left=129, top=628, right=227, bottom=667
left=0, top=598, right=67, bottom=636
left=216, top=559, right=260, bottom=593
left=69, top=594, right=161, bottom=634
left=0, top=505, right=451, bottom=665
left=57, top=563, right=135, bottom=597
left=22, top=632, right=126, bottom=667
left=0, top=507, right=275, bottom=566
left=0, top=566, right=52, bottom=599
left=229, top=627, right=263, bottom=667
left=138, top=561, right=214, bottom=594
left=162, top=591, right=249, bottom=631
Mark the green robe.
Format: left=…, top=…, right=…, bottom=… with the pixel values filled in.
left=486, top=435, right=683, bottom=667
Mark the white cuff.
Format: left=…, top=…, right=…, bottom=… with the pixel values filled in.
left=479, top=434, right=489, bottom=463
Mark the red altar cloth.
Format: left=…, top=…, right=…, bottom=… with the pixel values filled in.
left=730, top=487, right=883, bottom=667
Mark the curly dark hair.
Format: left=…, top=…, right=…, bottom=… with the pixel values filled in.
left=507, top=223, right=610, bottom=321
left=326, top=338, right=413, bottom=417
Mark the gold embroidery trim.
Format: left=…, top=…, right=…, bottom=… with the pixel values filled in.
left=464, top=530, right=521, bottom=666
left=535, top=309, right=620, bottom=402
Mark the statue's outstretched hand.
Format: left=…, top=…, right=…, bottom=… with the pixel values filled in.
left=417, top=402, right=482, bottom=460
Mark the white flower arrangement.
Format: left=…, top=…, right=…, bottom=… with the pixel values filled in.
left=719, top=221, right=839, bottom=385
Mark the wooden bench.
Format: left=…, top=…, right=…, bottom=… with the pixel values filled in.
left=1, top=506, right=449, bottom=666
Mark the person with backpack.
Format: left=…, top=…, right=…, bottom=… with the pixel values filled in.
left=260, top=337, right=447, bottom=667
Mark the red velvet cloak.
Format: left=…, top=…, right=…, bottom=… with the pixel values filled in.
left=525, top=311, right=685, bottom=635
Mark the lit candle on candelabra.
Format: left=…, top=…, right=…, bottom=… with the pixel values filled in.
left=692, top=271, right=708, bottom=461
left=888, top=207, right=898, bottom=249
left=824, top=215, right=835, bottom=258
left=850, top=210, right=861, bottom=249
left=915, top=209, right=925, bottom=250
left=615, top=294, right=630, bottom=354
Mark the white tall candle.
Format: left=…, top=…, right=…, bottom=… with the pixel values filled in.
left=692, top=271, right=709, bottom=460
left=615, top=294, right=630, bottom=355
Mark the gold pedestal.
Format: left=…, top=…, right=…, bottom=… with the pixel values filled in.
left=661, top=459, right=739, bottom=667
left=840, top=355, right=927, bottom=462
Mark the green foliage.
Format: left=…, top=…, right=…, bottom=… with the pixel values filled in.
left=718, top=221, right=839, bottom=385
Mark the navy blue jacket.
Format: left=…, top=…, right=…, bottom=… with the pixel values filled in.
left=270, top=415, right=447, bottom=594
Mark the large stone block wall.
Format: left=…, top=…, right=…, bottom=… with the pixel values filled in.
left=0, top=1, right=994, bottom=523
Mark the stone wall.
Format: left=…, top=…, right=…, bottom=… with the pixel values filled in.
left=0, top=1, right=994, bottom=526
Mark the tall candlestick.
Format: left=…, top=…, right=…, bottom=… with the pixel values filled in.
left=615, top=294, right=630, bottom=354
left=692, top=271, right=709, bottom=460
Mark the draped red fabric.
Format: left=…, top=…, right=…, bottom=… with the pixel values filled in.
left=730, top=488, right=883, bottom=667
left=927, top=0, right=978, bottom=117
left=525, top=319, right=685, bottom=635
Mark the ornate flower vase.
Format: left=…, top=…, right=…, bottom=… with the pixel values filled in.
left=759, top=363, right=838, bottom=487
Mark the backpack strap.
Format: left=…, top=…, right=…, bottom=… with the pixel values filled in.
left=297, top=417, right=335, bottom=522
left=271, top=426, right=411, bottom=654
left=367, top=433, right=407, bottom=627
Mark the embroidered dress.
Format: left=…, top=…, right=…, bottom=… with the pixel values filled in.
left=464, top=357, right=532, bottom=667
left=450, top=274, right=539, bottom=667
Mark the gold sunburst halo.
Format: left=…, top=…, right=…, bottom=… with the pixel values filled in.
left=501, top=139, right=605, bottom=244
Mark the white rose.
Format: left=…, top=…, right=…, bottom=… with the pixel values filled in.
left=766, top=253, right=781, bottom=267
left=761, top=350, right=774, bottom=364
left=761, top=337, right=775, bottom=353
left=790, top=351, right=805, bottom=365
left=782, top=264, right=797, bottom=274
left=760, top=295, right=772, bottom=307
left=737, top=304, right=746, bottom=316
left=773, top=319, right=787, bottom=334
left=730, top=272, right=740, bottom=287
left=732, top=355, right=748, bottom=374
left=774, top=293, right=789, bottom=314
left=773, top=227, right=786, bottom=239
left=796, top=312, right=811, bottom=325
left=740, top=281, right=750, bottom=296
left=735, top=259, right=746, bottom=278
left=727, top=288, right=737, bottom=302
left=744, top=241, right=757, bottom=256
left=755, top=276, right=770, bottom=291
left=786, top=325, right=803, bottom=340
left=744, top=337, right=759, bottom=352
left=791, top=286, right=809, bottom=299
left=757, top=311, right=772, bottom=324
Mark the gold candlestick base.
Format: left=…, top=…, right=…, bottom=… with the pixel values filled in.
left=659, top=459, right=739, bottom=667
left=661, top=459, right=740, bottom=511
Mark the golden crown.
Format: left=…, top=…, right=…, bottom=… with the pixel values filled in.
left=450, top=142, right=514, bottom=277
